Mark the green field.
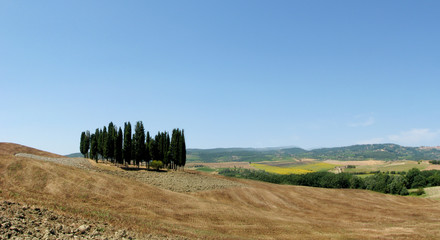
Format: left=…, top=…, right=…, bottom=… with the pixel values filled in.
left=343, top=160, right=429, bottom=174
left=422, top=186, right=440, bottom=199
left=195, top=166, right=217, bottom=172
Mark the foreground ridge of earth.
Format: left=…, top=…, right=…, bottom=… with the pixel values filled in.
left=0, top=199, right=139, bottom=240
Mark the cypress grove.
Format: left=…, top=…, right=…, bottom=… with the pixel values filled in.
left=80, top=121, right=186, bottom=170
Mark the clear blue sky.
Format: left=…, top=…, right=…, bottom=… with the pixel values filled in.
left=1, top=1, right=439, bottom=155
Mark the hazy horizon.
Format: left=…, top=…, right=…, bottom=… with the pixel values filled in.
left=59, top=142, right=440, bottom=156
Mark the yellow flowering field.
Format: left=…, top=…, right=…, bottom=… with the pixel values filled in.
left=251, top=162, right=335, bottom=175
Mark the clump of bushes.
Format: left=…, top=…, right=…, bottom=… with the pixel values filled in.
left=415, top=188, right=425, bottom=196
left=150, top=160, right=163, bottom=171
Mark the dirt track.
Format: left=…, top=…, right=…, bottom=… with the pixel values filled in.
left=15, top=153, right=94, bottom=170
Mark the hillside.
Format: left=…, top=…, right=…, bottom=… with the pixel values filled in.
left=2, top=143, right=440, bottom=239
left=188, top=144, right=440, bottom=162
left=0, top=142, right=63, bottom=158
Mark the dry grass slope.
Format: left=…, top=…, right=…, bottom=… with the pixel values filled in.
left=1, top=143, right=440, bottom=239
left=0, top=142, right=63, bottom=158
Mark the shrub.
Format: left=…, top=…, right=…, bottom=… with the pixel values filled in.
left=150, top=160, right=163, bottom=171
left=411, top=175, right=427, bottom=189
left=399, top=186, right=409, bottom=196
left=427, top=174, right=440, bottom=186
left=415, top=188, right=425, bottom=196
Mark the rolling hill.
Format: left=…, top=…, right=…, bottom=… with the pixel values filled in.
left=188, top=144, right=440, bottom=162
left=2, top=142, right=440, bottom=239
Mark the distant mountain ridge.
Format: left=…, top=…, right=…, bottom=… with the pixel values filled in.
left=187, top=144, right=440, bottom=162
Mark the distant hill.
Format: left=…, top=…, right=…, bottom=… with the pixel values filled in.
left=66, top=144, right=440, bottom=162
left=65, top=152, right=83, bottom=158
left=188, top=144, right=440, bottom=162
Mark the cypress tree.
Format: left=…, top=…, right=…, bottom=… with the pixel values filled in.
left=107, top=122, right=116, bottom=163
left=149, top=139, right=159, bottom=162
left=94, top=128, right=100, bottom=161
left=170, top=129, right=181, bottom=170
left=162, top=132, right=168, bottom=161
left=123, top=122, right=132, bottom=166
left=180, top=129, right=186, bottom=170
left=80, top=131, right=86, bottom=158
left=165, top=133, right=171, bottom=169
left=98, top=128, right=103, bottom=158
left=131, top=133, right=136, bottom=164
left=85, top=131, right=90, bottom=158
left=90, top=133, right=98, bottom=162
left=102, top=126, right=108, bottom=160
left=146, top=131, right=151, bottom=169
left=115, top=127, right=123, bottom=165
left=155, top=132, right=163, bottom=161
left=133, top=121, right=145, bottom=168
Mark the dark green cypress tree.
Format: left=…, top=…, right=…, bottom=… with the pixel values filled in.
left=170, top=128, right=181, bottom=170
left=80, top=131, right=86, bottom=157
left=165, top=132, right=171, bottom=168
left=145, top=131, right=151, bottom=169
left=90, top=133, right=98, bottom=162
left=115, top=127, right=123, bottom=165
left=94, top=128, right=100, bottom=161
left=162, top=132, right=168, bottom=161
left=107, top=122, right=116, bottom=163
left=166, top=132, right=170, bottom=154
left=155, top=132, right=163, bottom=161
left=149, top=139, right=159, bottom=162
left=180, top=129, right=186, bottom=170
left=123, top=122, right=132, bottom=166
left=84, top=131, right=90, bottom=158
left=97, top=128, right=103, bottom=158
left=133, top=121, right=145, bottom=168
left=102, top=126, right=108, bottom=160
left=176, top=130, right=182, bottom=169
left=131, top=133, right=136, bottom=164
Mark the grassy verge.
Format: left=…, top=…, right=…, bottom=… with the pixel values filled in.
left=195, top=166, right=217, bottom=172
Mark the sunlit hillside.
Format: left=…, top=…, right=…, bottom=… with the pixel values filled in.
left=1, top=143, right=440, bottom=239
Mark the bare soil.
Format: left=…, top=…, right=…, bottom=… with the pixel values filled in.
left=425, top=164, right=440, bottom=171
left=0, top=199, right=139, bottom=239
